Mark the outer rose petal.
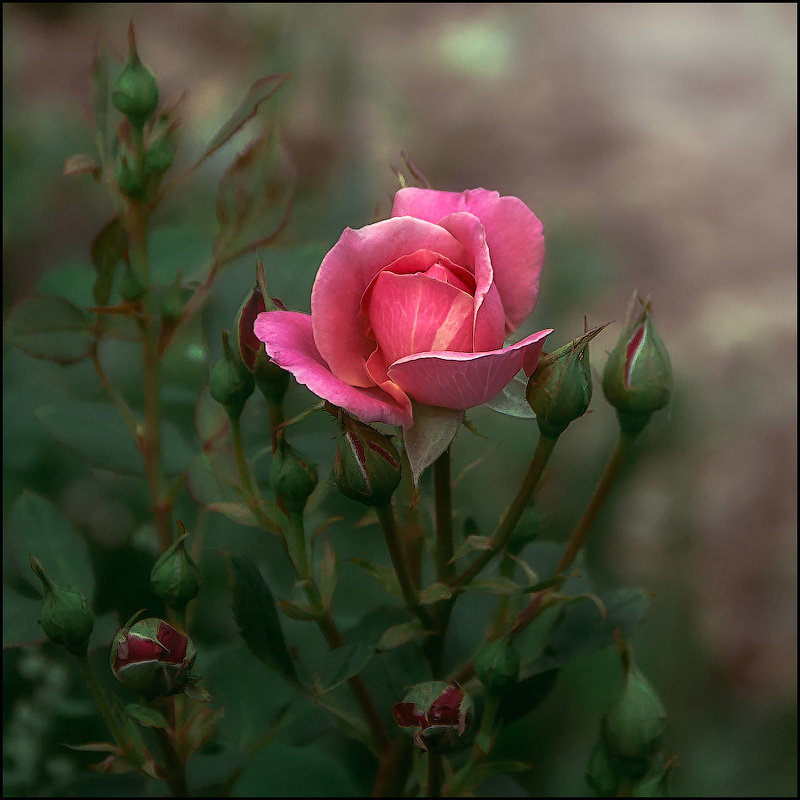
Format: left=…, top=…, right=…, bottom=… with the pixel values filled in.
left=254, top=310, right=412, bottom=426
left=311, top=217, right=467, bottom=387
left=392, top=188, right=545, bottom=334
left=386, top=329, right=552, bottom=410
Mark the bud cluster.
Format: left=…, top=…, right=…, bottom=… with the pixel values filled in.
left=393, top=682, right=473, bottom=753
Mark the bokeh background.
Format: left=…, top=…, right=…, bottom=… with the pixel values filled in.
left=3, top=3, right=796, bottom=797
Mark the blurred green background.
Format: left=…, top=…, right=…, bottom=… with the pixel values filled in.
left=3, top=3, right=796, bottom=797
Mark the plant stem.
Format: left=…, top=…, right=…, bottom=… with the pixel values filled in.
left=376, top=504, right=433, bottom=629
left=427, top=752, right=443, bottom=797
left=453, top=432, right=558, bottom=589
left=268, top=399, right=283, bottom=453
left=446, top=693, right=500, bottom=796
left=152, top=725, right=189, bottom=797
left=553, top=430, right=638, bottom=575
left=74, top=654, right=126, bottom=749
left=433, top=448, right=455, bottom=584
left=229, top=412, right=257, bottom=499
left=287, top=510, right=390, bottom=751
left=398, top=445, right=423, bottom=588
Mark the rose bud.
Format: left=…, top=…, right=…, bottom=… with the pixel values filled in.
left=632, top=757, right=677, bottom=798
left=158, top=276, right=192, bottom=323
left=235, top=283, right=290, bottom=403
left=144, top=118, right=178, bottom=175
left=209, top=330, right=255, bottom=418
left=30, top=556, right=94, bottom=656
left=149, top=525, right=200, bottom=610
left=527, top=324, right=605, bottom=438
left=585, top=735, right=622, bottom=798
left=112, top=23, right=159, bottom=128
left=270, top=438, right=318, bottom=513
left=474, top=637, right=519, bottom=691
left=602, top=297, right=672, bottom=435
left=110, top=618, right=195, bottom=699
left=601, top=645, right=666, bottom=778
left=113, top=151, right=143, bottom=198
left=334, top=413, right=402, bottom=507
left=393, top=681, right=473, bottom=753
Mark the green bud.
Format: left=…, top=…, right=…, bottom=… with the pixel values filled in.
left=30, top=556, right=94, bottom=656
left=527, top=325, right=605, bottom=438
left=112, top=23, right=159, bottom=127
left=392, top=682, right=473, bottom=753
left=149, top=524, right=200, bottom=609
left=602, top=644, right=667, bottom=770
left=119, top=262, right=146, bottom=302
left=209, top=330, right=255, bottom=418
left=632, top=757, right=677, bottom=797
left=158, top=277, right=192, bottom=322
left=144, top=119, right=177, bottom=174
left=474, top=637, right=519, bottom=691
left=602, top=297, right=672, bottom=435
left=113, top=152, right=143, bottom=198
left=586, top=736, right=622, bottom=797
left=334, top=414, right=401, bottom=507
left=110, top=617, right=195, bottom=699
left=270, top=439, right=318, bottom=512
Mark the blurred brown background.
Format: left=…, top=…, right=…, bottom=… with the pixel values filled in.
left=3, top=3, right=796, bottom=795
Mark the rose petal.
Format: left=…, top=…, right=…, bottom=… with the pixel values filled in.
left=255, top=310, right=412, bottom=426
left=387, top=329, right=552, bottom=410
left=311, top=217, right=468, bottom=387
left=393, top=702, right=425, bottom=729
left=365, top=271, right=474, bottom=364
left=158, top=622, right=187, bottom=664
left=393, top=188, right=545, bottom=333
left=116, top=634, right=167, bottom=667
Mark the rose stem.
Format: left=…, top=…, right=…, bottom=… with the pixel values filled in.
left=151, top=723, right=189, bottom=797
left=427, top=752, right=443, bottom=798
left=228, top=411, right=257, bottom=499
left=450, top=429, right=639, bottom=685
left=376, top=503, right=434, bottom=630
left=123, top=134, right=172, bottom=553
left=399, top=446, right=423, bottom=588
left=452, top=432, right=558, bottom=589
left=433, top=448, right=455, bottom=584
left=268, top=399, right=284, bottom=453
left=287, top=510, right=390, bottom=752
left=74, top=654, right=126, bottom=749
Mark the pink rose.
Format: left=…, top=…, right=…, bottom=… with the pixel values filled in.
left=254, top=187, right=552, bottom=427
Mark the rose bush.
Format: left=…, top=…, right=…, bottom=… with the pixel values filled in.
left=254, top=188, right=552, bottom=427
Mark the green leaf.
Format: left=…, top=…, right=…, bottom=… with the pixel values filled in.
left=7, top=491, right=95, bottom=599
left=202, top=74, right=289, bottom=160
left=527, top=588, right=652, bottom=674
left=461, top=577, right=522, bottom=595
left=208, top=501, right=261, bottom=528
left=195, top=386, right=229, bottom=445
left=349, top=558, right=401, bottom=599
left=312, top=642, right=374, bottom=695
left=375, top=620, right=424, bottom=652
left=35, top=402, right=193, bottom=476
left=278, top=599, right=324, bottom=621
left=232, top=739, right=359, bottom=797
left=125, top=704, right=168, bottom=729
left=4, top=295, right=94, bottom=364
left=227, top=554, right=296, bottom=681
left=2, top=587, right=46, bottom=648
left=484, top=374, right=536, bottom=419
left=452, top=534, right=493, bottom=561
left=403, top=403, right=464, bottom=485
left=90, top=217, right=128, bottom=306
left=497, top=669, right=559, bottom=723
left=418, top=582, right=453, bottom=603
left=213, top=129, right=295, bottom=265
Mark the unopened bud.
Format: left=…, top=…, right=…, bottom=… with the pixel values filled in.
left=113, top=152, right=143, bottom=198
left=334, top=414, right=401, bottom=507
left=474, top=637, right=519, bottom=690
left=209, top=330, right=255, bottom=418
left=30, top=556, right=94, bottom=656
left=527, top=325, right=604, bottom=438
left=585, top=735, right=622, bottom=797
left=632, top=757, right=677, bottom=797
left=112, top=24, right=159, bottom=127
left=149, top=525, right=200, bottom=609
left=270, top=439, right=317, bottom=512
left=601, top=644, right=667, bottom=774
left=158, top=277, right=192, bottom=322
left=235, top=281, right=289, bottom=403
left=603, top=297, right=672, bottom=435
left=110, top=617, right=195, bottom=699
left=119, top=262, right=146, bottom=302
left=144, top=119, right=177, bottom=175
left=393, top=681, right=473, bottom=753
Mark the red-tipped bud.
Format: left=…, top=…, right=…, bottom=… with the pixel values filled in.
left=393, top=681, right=473, bottom=752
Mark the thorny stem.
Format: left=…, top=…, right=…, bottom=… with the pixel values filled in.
left=453, top=433, right=558, bottom=589
left=229, top=412, right=257, bottom=499
left=268, top=399, right=284, bottom=453
left=427, top=752, right=443, bottom=798
left=74, top=654, right=126, bottom=749
left=433, top=448, right=455, bottom=584
left=286, top=510, right=390, bottom=752
left=398, top=446, right=423, bottom=588
left=152, top=723, right=189, bottom=797
left=376, top=504, right=434, bottom=630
